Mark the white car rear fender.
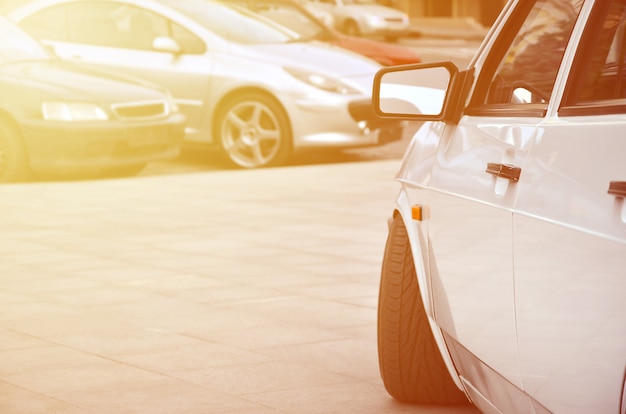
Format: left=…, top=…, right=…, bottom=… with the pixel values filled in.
left=393, top=188, right=464, bottom=390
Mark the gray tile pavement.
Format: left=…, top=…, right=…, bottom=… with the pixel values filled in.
left=0, top=160, right=480, bottom=413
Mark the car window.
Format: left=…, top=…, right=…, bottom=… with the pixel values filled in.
left=0, top=17, right=50, bottom=62
left=169, top=20, right=206, bottom=54
left=561, top=0, right=626, bottom=114
left=121, top=6, right=205, bottom=54
left=19, top=5, right=68, bottom=41
left=19, top=1, right=205, bottom=54
left=254, top=4, right=325, bottom=39
left=182, top=3, right=299, bottom=44
left=69, top=2, right=132, bottom=48
left=470, top=0, right=583, bottom=114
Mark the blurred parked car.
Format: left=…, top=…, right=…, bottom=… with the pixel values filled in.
left=3, top=0, right=403, bottom=169
left=0, top=16, right=184, bottom=183
left=294, top=0, right=335, bottom=26
left=372, top=0, right=626, bottom=413
left=302, top=0, right=409, bottom=41
left=222, top=0, right=420, bottom=65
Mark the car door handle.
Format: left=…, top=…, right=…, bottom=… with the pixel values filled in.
left=486, top=163, right=521, bottom=182
left=608, top=181, right=626, bottom=197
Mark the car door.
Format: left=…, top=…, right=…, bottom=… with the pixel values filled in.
left=15, top=1, right=213, bottom=143
left=425, top=0, right=584, bottom=408
left=514, top=1, right=626, bottom=413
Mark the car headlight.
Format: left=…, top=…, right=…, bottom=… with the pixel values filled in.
left=284, top=67, right=360, bottom=95
left=365, top=14, right=386, bottom=28
left=42, top=102, right=109, bottom=121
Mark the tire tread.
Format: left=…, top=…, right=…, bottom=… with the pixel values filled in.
left=378, top=214, right=469, bottom=405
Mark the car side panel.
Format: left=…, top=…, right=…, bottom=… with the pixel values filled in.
left=424, top=115, right=537, bottom=397
left=514, top=118, right=626, bottom=414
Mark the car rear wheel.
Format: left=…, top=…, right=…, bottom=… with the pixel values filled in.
left=0, top=121, right=28, bottom=183
left=378, top=214, right=470, bottom=405
left=216, top=92, right=292, bottom=169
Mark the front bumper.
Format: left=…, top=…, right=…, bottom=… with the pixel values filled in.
left=261, top=93, right=402, bottom=150
left=348, top=98, right=404, bottom=145
left=20, top=113, right=186, bottom=174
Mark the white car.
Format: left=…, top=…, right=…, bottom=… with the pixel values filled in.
left=302, top=0, right=409, bottom=40
left=4, top=0, right=402, bottom=169
left=372, top=0, right=626, bottom=413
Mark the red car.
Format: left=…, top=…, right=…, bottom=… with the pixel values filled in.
left=220, top=0, right=421, bottom=65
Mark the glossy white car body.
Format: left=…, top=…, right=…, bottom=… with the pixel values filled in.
left=372, top=0, right=626, bottom=413
left=302, top=0, right=409, bottom=39
left=4, top=0, right=398, bottom=168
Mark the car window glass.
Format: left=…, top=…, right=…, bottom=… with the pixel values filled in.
left=52, top=2, right=205, bottom=54
left=66, top=3, right=159, bottom=50
left=113, top=7, right=206, bottom=54
left=63, top=2, right=129, bottom=48
left=0, top=18, right=50, bottom=62
left=19, top=5, right=68, bottom=41
left=173, top=3, right=297, bottom=44
left=568, top=0, right=626, bottom=105
left=482, top=0, right=583, bottom=107
left=256, top=4, right=324, bottom=39
left=170, top=22, right=206, bottom=54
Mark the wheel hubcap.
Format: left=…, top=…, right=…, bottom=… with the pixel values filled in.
left=221, top=101, right=282, bottom=168
left=241, top=125, right=259, bottom=146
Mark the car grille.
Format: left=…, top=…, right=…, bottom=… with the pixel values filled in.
left=385, top=17, right=405, bottom=23
left=111, top=100, right=170, bottom=120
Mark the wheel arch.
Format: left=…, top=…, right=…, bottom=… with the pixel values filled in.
left=392, top=188, right=466, bottom=392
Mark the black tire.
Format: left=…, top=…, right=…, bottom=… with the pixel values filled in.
left=0, top=121, right=29, bottom=183
left=378, top=214, right=469, bottom=405
left=343, top=20, right=360, bottom=37
left=215, top=92, right=292, bottom=169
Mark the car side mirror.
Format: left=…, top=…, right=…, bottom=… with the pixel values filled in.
left=42, top=43, right=60, bottom=60
left=372, top=62, right=467, bottom=123
left=153, top=36, right=182, bottom=54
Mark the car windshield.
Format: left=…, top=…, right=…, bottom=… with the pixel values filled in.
left=221, top=0, right=329, bottom=40
left=171, top=0, right=302, bottom=43
left=0, top=17, right=49, bottom=63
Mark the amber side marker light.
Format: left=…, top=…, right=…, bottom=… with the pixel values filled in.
left=412, top=205, right=423, bottom=221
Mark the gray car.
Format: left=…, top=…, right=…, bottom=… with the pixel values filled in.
left=0, top=16, right=185, bottom=182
